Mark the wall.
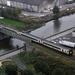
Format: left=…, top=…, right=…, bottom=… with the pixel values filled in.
left=58, top=0, right=66, bottom=5
left=39, top=0, right=49, bottom=12
left=0, top=33, right=9, bottom=40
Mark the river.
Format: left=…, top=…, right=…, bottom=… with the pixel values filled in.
left=0, top=38, right=25, bottom=55
left=30, top=14, right=75, bottom=38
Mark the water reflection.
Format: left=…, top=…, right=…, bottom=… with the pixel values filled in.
left=0, top=38, right=24, bottom=54
left=53, top=19, right=61, bottom=32
left=0, top=38, right=14, bottom=50
left=30, top=14, right=75, bottom=38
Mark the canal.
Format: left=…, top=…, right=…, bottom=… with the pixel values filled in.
left=30, top=14, right=75, bottom=38
left=0, top=38, right=24, bottom=55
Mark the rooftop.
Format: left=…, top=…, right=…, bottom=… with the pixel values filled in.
left=10, top=0, right=46, bottom=6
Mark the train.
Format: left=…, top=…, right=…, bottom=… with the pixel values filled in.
left=0, top=25, right=73, bottom=55
left=59, top=40, right=75, bottom=48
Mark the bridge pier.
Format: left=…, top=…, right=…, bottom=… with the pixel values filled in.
left=0, top=33, right=10, bottom=40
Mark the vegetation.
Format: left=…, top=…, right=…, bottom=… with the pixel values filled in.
left=0, top=61, right=17, bottom=74
left=17, top=46, right=75, bottom=75
left=0, top=7, right=21, bottom=21
left=0, top=6, right=75, bottom=75
left=52, top=68, right=66, bottom=75
left=0, top=7, right=44, bottom=31
left=21, top=69, right=33, bottom=75
left=53, top=5, right=60, bottom=19
left=0, top=18, right=24, bottom=29
left=5, top=64, right=18, bottom=75
left=53, top=5, right=60, bottom=14
left=0, top=6, right=75, bottom=31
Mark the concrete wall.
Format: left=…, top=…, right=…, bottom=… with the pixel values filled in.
left=9, top=0, right=38, bottom=12
left=0, top=33, right=9, bottom=40
left=39, top=0, right=48, bottom=12
left=58, top=0, right=66, bottom=5
left=0, top=0, right=7, bottom=5
left=0, top=0, right=67, bottom=12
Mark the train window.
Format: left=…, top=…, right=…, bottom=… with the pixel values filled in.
left=44, top=42, right=60, bottom=50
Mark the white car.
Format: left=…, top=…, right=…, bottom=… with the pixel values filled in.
left=59, top=6, right=62, bottom=9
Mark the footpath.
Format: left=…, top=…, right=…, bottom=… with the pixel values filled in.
left=0, top=45, right=33, bottom=70
left=46, top=27, right=75, bottom=41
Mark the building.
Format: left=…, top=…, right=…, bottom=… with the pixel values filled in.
left=0, top=0, right=67, bottom=12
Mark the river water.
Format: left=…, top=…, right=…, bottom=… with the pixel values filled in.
left=30, top=14, right=75, bottom=38
left=0, top=38, right=25, bottom=55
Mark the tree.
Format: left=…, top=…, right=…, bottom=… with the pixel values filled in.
left=34, top=60, right=51, bottom=75
left=53, top=5, right=60, bottom=19
left=52, top=68, right=66, bottom=75
left=22, top=69, right=33, bottom=75
left=5, top=64, right=18, bottom=75
left=53, top=5, right=59, bottom=14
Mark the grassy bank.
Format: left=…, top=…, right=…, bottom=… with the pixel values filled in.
left=0, top=6, right=75, bottom=31
left=0, top=19, right=24, bottom=29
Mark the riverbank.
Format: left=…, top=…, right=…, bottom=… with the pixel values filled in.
left=0, top=6, right=75, bottom=31
left=46, top=27, right=75, bottom=40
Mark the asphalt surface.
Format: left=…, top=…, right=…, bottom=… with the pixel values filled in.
left=22, top=2, right=75, bottom=17
left=10, top=55, right=26, bottom=70
left=0, top=46, right=33, bottom=70
left=46, top=28, right=74, bottom=40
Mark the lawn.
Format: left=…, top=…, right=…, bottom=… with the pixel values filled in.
left=0, top=18, right=25, bottom=28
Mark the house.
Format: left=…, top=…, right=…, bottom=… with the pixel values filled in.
left=0, top=0, right=67, bottom=12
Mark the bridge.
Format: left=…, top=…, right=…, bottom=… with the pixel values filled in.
left=0, top=24, right=73, bottom=55
left=0, top=24, right=31, bottom=44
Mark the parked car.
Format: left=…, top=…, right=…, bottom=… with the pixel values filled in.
left=66, top=0, right=74, bottom=4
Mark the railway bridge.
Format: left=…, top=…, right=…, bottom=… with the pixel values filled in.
left=0, top=24, right=73, bottom=55
left=0, top=25, right=31, bottom=43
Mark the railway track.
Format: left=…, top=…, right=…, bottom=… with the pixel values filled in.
left=33, top=42, right=75, bottom=61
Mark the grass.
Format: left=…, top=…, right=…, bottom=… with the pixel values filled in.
left=17, top=43, right=75, bottom=75
left=0, top=18, right=25, bottom=28
left=73, top=49, right=75, bottom=54
left=0, top=61, right=17, bottom=74
left=17, top=53, right=39, bottom=75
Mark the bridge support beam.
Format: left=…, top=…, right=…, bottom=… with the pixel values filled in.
left=0, top=33, right=10, bottom=40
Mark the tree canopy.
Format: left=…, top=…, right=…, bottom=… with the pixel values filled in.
left=53, top=5, right=60, bottom=14
left=5, top=64, right=18, bottom=75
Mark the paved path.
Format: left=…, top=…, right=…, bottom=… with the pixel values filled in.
left=22, top=3, right=75, bottom=17
left=0, top=46, right=33, bottom=70
left=0, top=49, right=23, bottom=61
left=0, top=49, right=26, bottom=70
left=10, top=55, right=26, bottom=70
left=46, top=28, right=75, bottom=41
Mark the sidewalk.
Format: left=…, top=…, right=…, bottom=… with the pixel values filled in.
left=10, top=55, right=26, bottom=70
left=0, top=45, right=33, bottom=70
left=46, top=27, right=75, bottom=41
